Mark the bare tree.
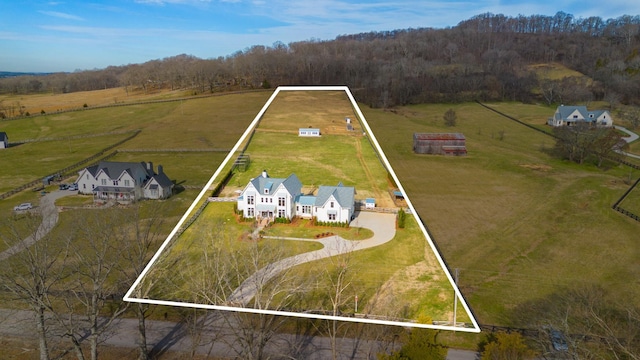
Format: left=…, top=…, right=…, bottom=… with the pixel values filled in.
left=0, top=214, right=70, bottom=360
left=55, top=209, right=131, bottom=360
left=119, top=205, right=168, bottom=360
left=443, top=108, right=457, bottom=127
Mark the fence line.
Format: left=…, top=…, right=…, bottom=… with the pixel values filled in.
left=119, top=148, right=230, bottom=153
left=475, top=101, right=558, bottom=139
left=0, top=88, right=270, bottom=122
left=0, top=130, right=139, bottom=200
left=611, top=176, right=640, bottom=222
left=8, top=129, right=139, bottom=145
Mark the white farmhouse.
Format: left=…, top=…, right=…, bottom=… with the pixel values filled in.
left=237, top=170, right=302, bottom=220
left=237, top=170, right=355, bottom=223
left=547, top=105, right=613, bottom=127
left=76, top=161, right=173, bottom=203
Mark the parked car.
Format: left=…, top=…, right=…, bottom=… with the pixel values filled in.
left=68, top=183, right=78, bottom=191
left=59, top=183, right=69, bottom=190
left=13, top=203, right=33, bottom=211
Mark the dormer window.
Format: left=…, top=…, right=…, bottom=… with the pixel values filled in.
left=264, top=188, right=269, bottom=195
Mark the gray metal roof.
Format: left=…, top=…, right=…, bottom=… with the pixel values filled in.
left=94, top=161, right=152, bottom=180
left=315, top=184, right=355, bottom=209
left=553, top=105, right=608, bottom=122
left=249, top=172, right=302, bottom=195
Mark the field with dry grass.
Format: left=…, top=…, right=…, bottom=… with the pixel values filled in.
left=0, top=86, right=194, bottom=115
left=1, top=86, right=639, bottom=350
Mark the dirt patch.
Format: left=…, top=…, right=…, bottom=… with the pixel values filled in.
left=519, top=163, right=552, bottom=172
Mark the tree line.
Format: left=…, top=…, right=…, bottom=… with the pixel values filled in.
left=1, top=12, right=639, bottom=110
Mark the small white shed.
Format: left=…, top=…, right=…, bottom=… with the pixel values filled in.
left=299, top=128, right=321, bottom=137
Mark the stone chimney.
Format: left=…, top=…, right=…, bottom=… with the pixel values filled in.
left=146, top=162, right=153, bottom=174
left=262, top=170, right=268, bottom=178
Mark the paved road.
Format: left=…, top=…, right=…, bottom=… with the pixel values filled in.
left=228, top=211, right=396, bottom=305
left=615, top=125, right=640, bottom=160
left=0, top=190, right=73, bottom=261
left=0, top=307, right=478, bottom=359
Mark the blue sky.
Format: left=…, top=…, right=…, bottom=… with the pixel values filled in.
left=1, top=1, right=639, bottom=73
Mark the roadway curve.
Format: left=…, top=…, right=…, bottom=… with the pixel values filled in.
left=228, top=211, right=397, bottom=306
left=615, top=125, right=640, bottom=160
left=0, top=190, right=73, bottom=261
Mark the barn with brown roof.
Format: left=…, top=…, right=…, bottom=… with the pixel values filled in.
left=413, top=133, right=467, bottom=156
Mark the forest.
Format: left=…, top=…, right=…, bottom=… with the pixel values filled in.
left=1, top=11, right=639, bottom=113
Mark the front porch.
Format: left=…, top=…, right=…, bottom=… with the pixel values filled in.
left=92, top=186, right=137, bottom=204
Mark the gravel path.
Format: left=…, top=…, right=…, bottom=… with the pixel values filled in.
left=0, top=190, right=73, bottom=261
left=228, top=211, right=397, bottom=305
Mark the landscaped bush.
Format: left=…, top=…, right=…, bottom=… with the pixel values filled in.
left=313, top=218, right=350, bottom=228
left=273, top=217, right=291, bottom=224
left=397, top=208, right=406, bottom=229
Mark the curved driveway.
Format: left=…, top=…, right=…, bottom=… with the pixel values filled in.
left=228, top=211, right=397, bottom=306
left=615, top=125, right=640, bottom=160
left=0, top=190, right=72, bottom=261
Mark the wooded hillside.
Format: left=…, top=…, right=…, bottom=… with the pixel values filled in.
left=1, top=12, right=639, bottom=110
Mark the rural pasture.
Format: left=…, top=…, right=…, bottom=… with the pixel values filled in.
left=130, top=88, right=469, bottom=328
left=1, top=87, right=639, bottom=342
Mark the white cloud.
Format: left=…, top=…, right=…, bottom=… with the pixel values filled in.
left=39, top=10, right=85, bottom=21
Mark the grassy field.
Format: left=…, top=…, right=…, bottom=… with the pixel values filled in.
left=1, top=87, right=639, bottom=346
left=133, top=89, right=462, bottom=324
left=363, top=101, right=640, bottom=326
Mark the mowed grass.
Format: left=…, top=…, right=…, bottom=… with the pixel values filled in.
left=363, top=102, right=640, bottom=326
left=2, top=87, right=639, bottom=334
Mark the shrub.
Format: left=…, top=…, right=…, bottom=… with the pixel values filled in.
left=397, top=208, right=406, bottom=229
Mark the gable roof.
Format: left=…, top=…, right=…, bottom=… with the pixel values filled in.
left=554, top=105, right=609, bottom=122
left=315, top=184, right=355, bottom=208
left=150, top=172, right=173, bottom=188
left=94, top=161, right=152, bottom=180
left=248, top=172, right=302, bottom=195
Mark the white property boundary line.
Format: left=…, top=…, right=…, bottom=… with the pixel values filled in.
left=124, top=85, right=481, bottom=333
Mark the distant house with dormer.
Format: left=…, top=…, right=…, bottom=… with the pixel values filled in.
left=547, top=105, right=613, bottom=127
left=237, top=170, right=355, bottom=223
left=0, top=132, right=8, bottom=149
left=76, top=161, right=173, bottom=203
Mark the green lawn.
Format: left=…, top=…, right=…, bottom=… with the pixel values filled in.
left=363, top=101, right=640, bottom=326
left=2, top=89, right=639, bottom=340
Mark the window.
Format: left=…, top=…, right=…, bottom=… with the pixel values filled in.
left=278, top=209, right=286, bottom=218
left=247, top=195, right=254, bottom=205
left=124, top=179, right=130, bottom=187
left=302, top=205, right=312, bottom=214
left=264, top=188, right=269, bottom=194
left=247, top=207, right=254, bottom=217
left=113, top=181, right=119, bottom=186
left=270, top=198, right=273, bottom=203
left=330, top=201, right=334, bottom=208
left=101, top=179, right=107, bottom=185
left=278, top=197, right=285, bottom=206
left=328, top=213, right=336, bottom=221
